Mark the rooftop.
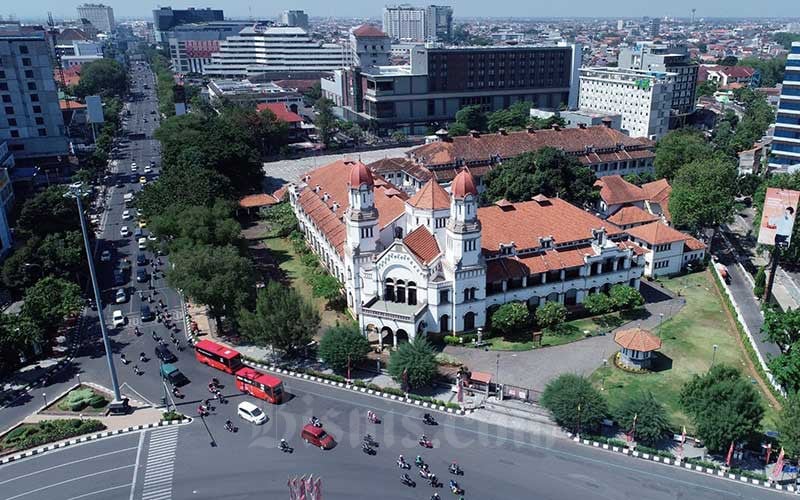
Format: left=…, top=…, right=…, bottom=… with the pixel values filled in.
left=615, top=328, right=662, bottom=352
left=407, top=179, right=451, bottom=210
left=256, top=102, right=303, bottom=123
left=594, top=175, right=647, bottom=206
left=626, top=221, right=699, bottom=246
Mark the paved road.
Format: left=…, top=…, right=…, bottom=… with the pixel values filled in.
left=0, top=373, right=789, bottom=499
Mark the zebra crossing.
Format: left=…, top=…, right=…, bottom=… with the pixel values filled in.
left=140, top=426, right=179, bottom=500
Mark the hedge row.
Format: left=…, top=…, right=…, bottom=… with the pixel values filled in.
left=161, top=411, right=186, bottom=421
left=1, top=419, right=106, bottom=452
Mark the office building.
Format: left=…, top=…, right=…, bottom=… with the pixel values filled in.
left=0, top=24, right=70, bottom=161
left=350, top=25, right=392, bottom=69
left=769, top=41, right=800, bottom=171
left=206, top=79, right=304, bottom=111
left=167, top=21, right=252, bottom=74
left=279, top=10, right=309, bottom=31
left=324, top=28, right=581, bottom=135
left=153, top=7, right=224, bottom=45
left=649, top=18, right=660, bottom=38
left=287, top=160, right=645, bottom=339
left=76, top=4, right=115, bottom=33
left=203, top=25, right=348, bottom=78
left=578, top=67, right=674, bottom=140
left=60, top=40, right=103, bottom=67
left=425, top=5, right=453, bottom=42
left=0, top=142, right=12, bottom=258
left=383, top=5, right=427, bottom=42
left=618, top=42, right=698, bottom=117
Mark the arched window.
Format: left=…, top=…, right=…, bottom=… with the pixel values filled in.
left=385, top=278, right=395, bottom=302
left=463, top=312, right=475, bottom=331
left=407, top=281, right=417, bottom=306
left=396, top=280, right=406, bottom=304
left=440, top=315, right=450, bottom=333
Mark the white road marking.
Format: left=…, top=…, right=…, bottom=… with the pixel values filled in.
left=68, top=483, right=132, bottom=500
left=0, top=447, right=137, bottom=485
left=129, top=430, right=145, bottom=500
left=5, top=464, right=135, bottom=500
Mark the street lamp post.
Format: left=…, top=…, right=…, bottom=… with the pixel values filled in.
left=711, top=344, right=719, bottom=369
left=601, top=359, right=609, bottom=391
left=42, top=392, right=47, bottom=407
left=66, top=183, right=122, bottom=402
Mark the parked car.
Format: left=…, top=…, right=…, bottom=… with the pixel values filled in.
left=120, top=226, right=130, bottom=237
left=100, top=250, right=112, bottom=262
left=122, top=210, right=132, bottom=220
left=136, top=268, right=148, bottom=283
left=139, top=176, right=147, bottom=184
left=237, top=401, right=267, bottom=425
left=138, top=237, right=147, bottom=251
left=130, top=162, right=137, bottom=171
left=143, top=165, right=152, bottom=174
left=115, top=289, right=126, bottom=303
left=301, top=424, right=335, bottom=450
left=136, top=253, right=147, bottom=266
left=112, top=310, right=125, bottom=328
left=113, top=268, right=125, bottom=286
left=154, top=344, right=176, bottom=363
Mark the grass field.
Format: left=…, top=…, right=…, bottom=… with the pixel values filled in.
left=589, top=271, right=779, bottom=432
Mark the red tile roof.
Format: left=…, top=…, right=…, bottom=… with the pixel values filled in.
left=407, top=179, right=451, bottom=210
left=451, top=169, right=478, bottom=198
left=408, top=126, right=654, bottom=168
left=607, top=206, right=659, bottom=227
left=239, top=193, right=279, bottom=208
left=297, top=160, right=407, bottom=255
left=615, top=328, right=662, bottom=352
left=256, top=102, right=303, bottom=123
left=403, top=226, right=441, bottom=264
left=684, top=236, right=706, bottom=251
left=60, top=100, right=86, bottom=110
left=478, top=196, right=621, bottom=254
left=595, top=175, right=647, bottom=206
left=626, top=221, right=694, bottom=245
left=368, top=157, right=432, bottom=182
left=353, top=24, right=387, bottom=37
left=642, top=178, right=672, bottom=222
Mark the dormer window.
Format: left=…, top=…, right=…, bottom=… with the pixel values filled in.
left=499, top=242, right=515, bottom=256
left=592, top=228, right=607, bottom=246
left=538, top=236, right=553, bottom=250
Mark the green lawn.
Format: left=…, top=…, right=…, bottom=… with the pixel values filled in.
left=589, top=271, right=779, bottom=432
left=261, top=236, right=348, bottom=333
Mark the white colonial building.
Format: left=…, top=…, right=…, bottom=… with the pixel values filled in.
left=288, top=160, right=646, bottom=346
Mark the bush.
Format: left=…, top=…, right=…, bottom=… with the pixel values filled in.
left=443, top=335, right=461, bottom=345
left=300, top=252, right=320, bottom=269
left=753, top=266, right=766, bottom=299
left=388, top=337, right=439, bottom=390
left=686, top=457, right=719, bottom=470
left=318, top=323, right=370, bottom=372
left=535, top=302, right=567, bottom=331
left=613, top=391, right=672, bottom=446
left=162, top=411, right=185, bottom=421
left=69, top=401, right=87, bottom=411
left=1, top=419, right=105, bottom=452
left=609, top=285, right=645, bottom=311
left=583, top=293, right=614, bottom=315
left=636, top=445, right=676, bottom=459
left=88, top=395, right=108, bottom=408
left=541, top=374, right=608, bottom=434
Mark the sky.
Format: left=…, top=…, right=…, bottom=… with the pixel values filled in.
left=7, top=0, right=800, bottom=22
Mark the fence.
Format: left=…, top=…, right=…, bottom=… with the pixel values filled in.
left=501, top=383, right=543, bottom=404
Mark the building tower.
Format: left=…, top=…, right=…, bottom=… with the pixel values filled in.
left=344, top=161, right=380, bottom=313
left=691, top=9, right=696, bottom=24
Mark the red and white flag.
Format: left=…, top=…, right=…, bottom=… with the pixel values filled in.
left=288, top=477, right=297, bottom=500
left=725, top=441, right=734, bottom=467
left=314, top=477, right=322, bottom=500
left=765, top=443, right=773, bottom=465
left=772, top=448, right=786, bottom=480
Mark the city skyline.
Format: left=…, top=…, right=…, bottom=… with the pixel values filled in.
left=4, top=0, right=800, bottom=21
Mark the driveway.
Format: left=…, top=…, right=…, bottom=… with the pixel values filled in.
left=445, top=282, right=685, bottom=392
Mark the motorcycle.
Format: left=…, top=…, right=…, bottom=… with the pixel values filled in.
left=415, top=456, right=425, bottom=468
left=367, top=410, right=380, bottom=424
left=361, top=443, right=375, bottom=455
left=172, top=387, right=183, bottom=399
left=423, top=413, right=437, bottom=426
left=448, top=480, right=463, bottom=495
left=309, top=417, right=322, bottom=428
left=279, top=440, right=293, bottom=453
left=363, top=434, right=378, bottom=448
left=419, top=437, right=433, bottom=448
left=197, top=405, right=208, bottom=417
left=224, top=420, right=235, bottom=432
left=397, top=459, right=410, bottom=469
left=448, top=463, right=463, bottom=476
left=427, top=474, right=440, bottom=488
left=400, top=474, right=415, bottom=487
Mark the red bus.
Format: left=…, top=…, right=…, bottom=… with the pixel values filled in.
left=194, top=339, right=243, bottom=374
left=235, top=367, right=284, bottom=404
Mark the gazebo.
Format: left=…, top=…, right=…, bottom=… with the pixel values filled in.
left=614, top=328, right=662, bottom=370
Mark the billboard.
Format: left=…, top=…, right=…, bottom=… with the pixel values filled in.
left=85, top=95, right=104, bottom=124
left=758, top=188, right=800, bottom=247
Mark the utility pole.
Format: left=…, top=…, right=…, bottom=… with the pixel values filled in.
left=66, top=182, right=122, bottom=402
left=764, top=245, right=783, bottom=304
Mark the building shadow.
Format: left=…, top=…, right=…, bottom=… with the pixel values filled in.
left=639, top=281, right=674, bottom=303
left=649, top=351, right=673, bottom=373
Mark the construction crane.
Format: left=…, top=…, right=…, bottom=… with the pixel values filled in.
left=47, top=11, right=70, bottom=112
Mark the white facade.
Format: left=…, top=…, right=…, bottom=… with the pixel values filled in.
left=383, top=6, right=427, bottom=42
left=203, top=26, right=349, bottom=78
left=76, top=4, right=115, bottom=33
left=578, top=67, right=675, bottom=140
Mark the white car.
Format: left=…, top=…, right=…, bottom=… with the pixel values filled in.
left=138, top=237, right=147, bottom=250
left=100, top=250, right=112, bottom=262
left=143, top=165, right=152, bottom=174
left=130, top=162, right=137, bottom=171
left=122, top=210, right=132, bottom=220
left=147, top=233, right=157, bottom=241
left=120, top=226, right=130, bottom=237
left=112, top=310, right=125, bottom=328
left=237, top=401, right=267, bottom=425
left=115, top=289, right=127, bottom=303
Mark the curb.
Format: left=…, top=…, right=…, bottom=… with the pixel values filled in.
left=567, top=434, right=796, bottom=494
left=0, top=418, right=192, bottom=466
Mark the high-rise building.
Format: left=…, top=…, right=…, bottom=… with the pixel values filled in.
left=425, top=5, right=453, bottom=42
left=167, top=21, right=253, bottom=74
left=618, top=42, right=698, bottom=117
left=617, top=19, right=625, bottom=30
left=383, top=5, right=427, bottom=42
left=279, top=10, right=309, bottom=31
left=649, top=18, right=660, bottom=38
left=769, top=41, right=800, bottom=172
left=152, top=7, right=225, bottom=45
left=203, top=25, right=348, bottom=78
left=578, top=67, right=674, bottom=140
left=0, top=141, right=14, bottom=259
left=0, top=24, right=69, bottom=161
left=76, top=4, right=115, bottom=33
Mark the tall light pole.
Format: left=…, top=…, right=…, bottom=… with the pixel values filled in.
left=711, top=344, right=719, bottom=369
left=66, top=182, right=122, bottom=402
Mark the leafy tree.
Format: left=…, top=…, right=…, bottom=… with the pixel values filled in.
left=1, top=242, right=39, bottom=290
left=583, top=292, right=614, bottom=315
left=762, top=307, right=800, bottom=349
left=308, top=272, right=343, bottom=302
left=150, top=201, right=241, bottom=251
left=535, top=301, right=567, bottom=331
left=0, top=313, right=44, bottom=375
left=238, top=281, right=319, bottom=353
left=738, top=57, right=786, bottom=87
left=490, top=302, right=530, bottom=335
left=318, top=323, right=371, bottom=372
left=679, top=364, right=764, bottom=452
left=654, top=129, right=714, bottom=180
left=696, top=80, right=718, bottom=98
left=736, top=174, right=762, bottom=198
left=482, top=148, right=597, bottom=207
left=135, top=162, right=233, bottom=217
left=768, top=346, right=800, bottom=393
left=36, top=231, right=85, bottom=280
left=753, top=266, right=766, bottom=299
left=670, top=156, right=737, bottom=233
left=388, top=336, right=438, bottom=390
left=167, top=245, right=255, bottom=327
left=16, top=186, right=79, bottom=237
left=21, top=277, right=83, bottom=334
left=314, top=97, right=337, bottom=147
left=454, top=104, right=487, bottom=131
left=447, top=121, right=470, bottom=136
left=609, top=285, right=644, bottom=311
left=262, top=203, right=298, bottom=237
left=776, top=393, right=800, bottom=460
left=74, top=59, right=128, bottom=98
left=614, top=391, right=672, bottom=446
left=717, top=56, right=739, bottom=66
left=487, top=101, right=532, bottom=132
left=623, top=172, right=655, bottom=187
left=304, top=81, right=322, bottom=101
left=541, top=374, right=608, bottom=434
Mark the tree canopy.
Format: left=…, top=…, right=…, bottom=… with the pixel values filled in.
left=135, top=161, right=233, bottom=217
left=314, top=97, right=337, bottom=147
left=74, top=59, right=128, bottom=98
left=541, top=374, right=608, bottom=434
left=150, top=200, right=242, bottom=251
left=482, top=148, right=597, bottom=207
left=388, top=337, right=439, bottom=390
left=583, top=292, right=614, bottom=315
left=609, top=285, right=644, bottom=311
left=777, top=393, right=800, bottom=460
left=454, top=104, right=487, bottom=131
left=318, top=323, right=371, bottom=373
left=486, top=101, right=532, bottom=132
left=738, top=56, right=786, bottom=87
left=679, top=364, right=764, bottom=452
left=614, top=391, right=672, bottom=446
left=238, top=281, right=319, bottom=353
left=490, top=302, right=530, bottom=335
left=21, top=277, right=83, bottom=335
left=535, top=301, right=568, bottom=331
left=669, top=156, right=737, bottom=233
left=16, top=186, right=80, bottom=238
left=654, top=129, right=714, bottom=181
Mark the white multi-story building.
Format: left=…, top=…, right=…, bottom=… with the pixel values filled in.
left=578, top=67, right=675, bottom=140
left=289, top=159, right=645, bottom=344
left=383, top=5, right=427, bottom=42
left=279, top=10, right=309, bottom=31
left=203, top=25, right=349, bottom=78
left=769, top=41, right=800, bottom=171
left=76, top=4, right=115, bottom=33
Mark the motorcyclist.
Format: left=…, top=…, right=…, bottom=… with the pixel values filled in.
left=139, top=352, right=146, bottom=362
left=224, top=419, right=233, bottom=431
left=280, top=438, right=288, bottom=450
left=401, top=473, right=412, bottom=483
left=120, top=353, right=128, bottom=364
left=449, top=462, right=461, bottom=474
left=415, top=455, right=423, bottom=466
left=361, top=442, right=371, bottom=452
left=428, top=472, right=437, bottom=485
left=420, top=434, right=429, bottom=443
